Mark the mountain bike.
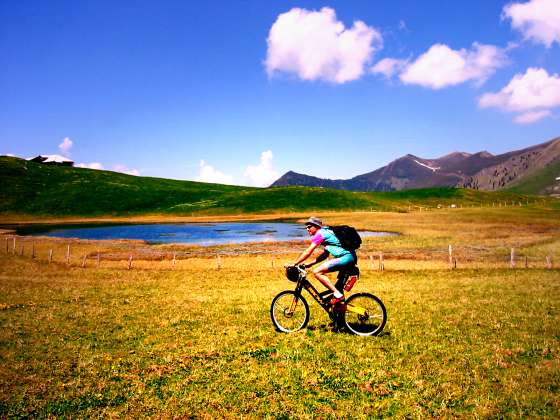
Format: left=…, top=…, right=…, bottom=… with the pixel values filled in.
left=270, top=265, right=387, bottom=336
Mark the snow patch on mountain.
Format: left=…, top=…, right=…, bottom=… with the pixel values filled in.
left=413, top=159, right=440, bottom=172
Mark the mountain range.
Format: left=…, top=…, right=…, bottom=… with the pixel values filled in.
left=271, top=137, right=560, bottom=196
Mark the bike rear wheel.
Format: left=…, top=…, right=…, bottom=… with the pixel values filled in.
left=343, top=293, right=387, bottom=336
left=270, top=291, right=310, bottom=333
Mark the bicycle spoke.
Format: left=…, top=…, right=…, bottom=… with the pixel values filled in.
left=343, top=293, right=387, bottom=336
left=270, top=291, right=309, bottom=333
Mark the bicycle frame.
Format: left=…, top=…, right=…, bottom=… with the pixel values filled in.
left=291, top=267, right=367, bottom=316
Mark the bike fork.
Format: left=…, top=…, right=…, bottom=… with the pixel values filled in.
left=288, top=295, right=299, bottom=313
left=289, top=284, right=305, bottom=313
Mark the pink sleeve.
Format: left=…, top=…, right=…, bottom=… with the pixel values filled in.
left=311, top=232, right=324, bottom=245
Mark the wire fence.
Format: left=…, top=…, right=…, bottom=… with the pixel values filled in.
left=2, top=234, right=556, bottom=272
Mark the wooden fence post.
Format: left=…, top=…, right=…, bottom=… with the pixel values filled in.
left=32, top=242, right=35, bottom=259
left=546, top=256, right=552, bottom=269
left=13, top=237, right=16, bottom=255
left=172, top=252, right=176, bottom=267
left=217, top=253, right=221, bottom=269
left=82, top=255, right=87, bottom=268
left=66, top=244, right=71, bottom=265
left=525, top=256, right=528, bottom=269
left=369, top=255, right=374, bottom=269
left=97, top=251, right=100, bottom=268
left=510, top=248, right=516, bottom=268
left=49, top=249, right=53, bottom=263
left=449, top=245, right=453, bottom=269
left=5, top=238, right=8, bottom=254
left=379, top=252, right=384, bottom=271
left=128, top=255, right=133, bottom=270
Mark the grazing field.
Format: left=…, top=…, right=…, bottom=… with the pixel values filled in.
left=1, top=207, right=559, bottom=417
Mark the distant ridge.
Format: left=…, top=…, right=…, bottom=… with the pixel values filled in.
left=271, top=137, right=560, bottom=195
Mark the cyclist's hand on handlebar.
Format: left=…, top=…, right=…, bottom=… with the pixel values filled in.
left=284, top=263, right=308, bottom=270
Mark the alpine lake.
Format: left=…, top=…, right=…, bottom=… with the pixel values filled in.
left=15, top=222, right=395, bottom=246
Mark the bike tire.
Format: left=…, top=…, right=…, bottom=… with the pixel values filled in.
left=270, top=291, right=310, bottom=333
left=343, top=293, right=387, bottom=336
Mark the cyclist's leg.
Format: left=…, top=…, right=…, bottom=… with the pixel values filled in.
left=331, top=253, right=358, bottom=291
left=312, top=254, right=356, bottom=293
left=311, top=261, right=338, bottom=293
left=334, top=270, right=346, bottom=292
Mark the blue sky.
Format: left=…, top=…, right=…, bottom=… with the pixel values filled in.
left=1, top=0, right=559, bottom=186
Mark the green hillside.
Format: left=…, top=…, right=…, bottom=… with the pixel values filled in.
left=506, top=159, right=560, bottom=195
left=0, top=156, right=550, bottom=216
left=0, top=157, right=385, bottom=215
left=0, top=157, right=250, bottom=215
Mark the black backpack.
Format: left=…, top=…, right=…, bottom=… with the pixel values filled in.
left=329, top=225, right=362, bottom=250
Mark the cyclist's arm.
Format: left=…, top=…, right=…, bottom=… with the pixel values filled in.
left=293, top=242, right=319, bottom=266
left=305, top=250, right=329, bottom=268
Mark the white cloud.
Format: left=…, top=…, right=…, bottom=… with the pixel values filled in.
left=114, top=164, right=140, bottom=176
left=77, top=162, right=104, bottom=170
left=479, top=67, right=560, bottom=124
left=371, top=58, right=409, bottom=78
left=479, top=67, right=560, bottom=110
left=76, top=162, right=140, bottom=175
left=398, top=43, right=508, bottom=89
left=265, top=7, right=382, bottom=84
left=503, top=0, right=560, bottom=47
left=514, top=110, right=552, bottom=124
left=196, top=160, right=234, bottom=185
left=58, top=137, right=73, bottom=156
left=244, top=150, right=279, bottom=187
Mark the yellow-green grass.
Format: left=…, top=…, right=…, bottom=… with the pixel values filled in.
left=1, top=208, right=559, bottom=417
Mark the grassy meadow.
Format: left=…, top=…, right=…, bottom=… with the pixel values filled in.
left=1, top=207, right=559, bottom=417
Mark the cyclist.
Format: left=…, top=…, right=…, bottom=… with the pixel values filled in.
left=292, top=216, right=357, bottom=305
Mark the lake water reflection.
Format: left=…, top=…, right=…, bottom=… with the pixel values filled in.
left=31, top=222, right=395, bottom=246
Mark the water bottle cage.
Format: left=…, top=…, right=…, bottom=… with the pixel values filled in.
left=344, top=275, right=359, bottom=292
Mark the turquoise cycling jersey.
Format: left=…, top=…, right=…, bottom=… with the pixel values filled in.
left=311, top=227, right=351, bottom=258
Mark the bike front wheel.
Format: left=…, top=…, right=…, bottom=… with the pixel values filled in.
left=343, top=293, right=387, bottom=336
left=270, top=291, right=310, bottom=333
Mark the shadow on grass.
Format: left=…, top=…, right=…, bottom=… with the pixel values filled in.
left=305, top=323, right=391, bottom=337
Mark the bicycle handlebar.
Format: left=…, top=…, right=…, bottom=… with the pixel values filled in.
left=284, top=264, right=307, bottom=271
left=284, top=264, right=302, bottom=268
